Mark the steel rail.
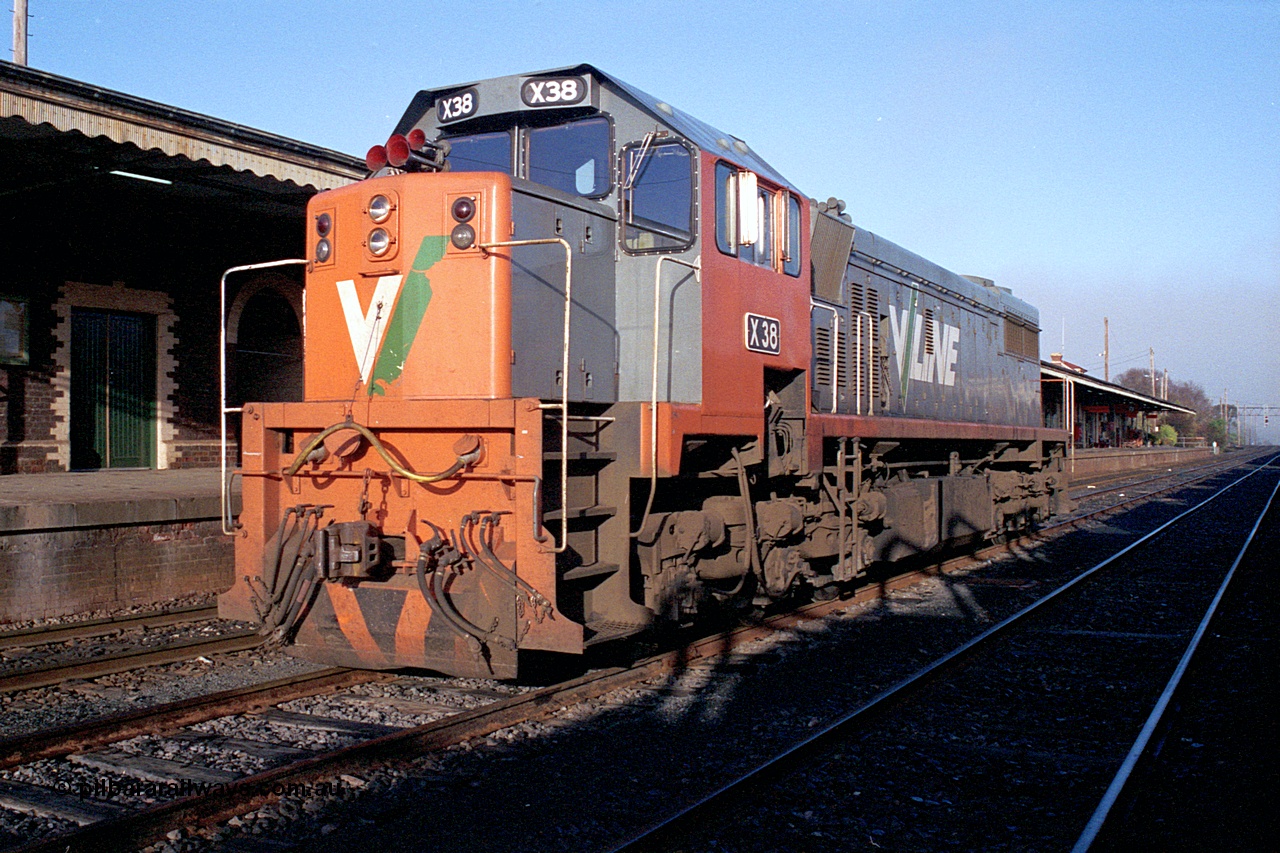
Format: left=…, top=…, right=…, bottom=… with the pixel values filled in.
left=0, top=604, right=216, bottom=651
left=0, top=630, right=263, bottom=694
left=608, top=452, right=1280, bottom=853
left=1071, top=458, right=1280, bottom=852
left=0, top=668, right=386, bottom=770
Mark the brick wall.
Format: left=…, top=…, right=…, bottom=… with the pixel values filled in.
left=0, top=519, right=234, bottom=622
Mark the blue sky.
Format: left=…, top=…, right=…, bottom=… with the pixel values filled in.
left=18, top=0, right=1280, bottom=441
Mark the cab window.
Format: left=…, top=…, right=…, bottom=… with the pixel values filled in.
left=621, top=141, right=694, bottom=253
left=715, top=161, right=736, bottom=255
left=784, top=194, right=802, bottom=277
left=748, top=189, right=774, bottom=268
left=715, top=160, right=795, bottom=273
left=443, top=131, right=512, bottom=173
left=527, top=116, right=611, bottom=198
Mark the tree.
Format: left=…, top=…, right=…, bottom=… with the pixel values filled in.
left=1114, top=368, right=1217, bottom=442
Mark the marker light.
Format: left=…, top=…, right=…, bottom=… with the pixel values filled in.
left=315, top=212, right=332, bottom=237
left=368, top=228, right=391, bottom=256
left=451, top=197, right=475, bottom=222
left=385, top=134, right=411, bottom=168
left=365, top=145, right=389, bottom=171
left=368, top=195, right=392, bottom=223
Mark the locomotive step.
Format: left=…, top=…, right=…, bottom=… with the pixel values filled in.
left=583, top=620, right=650, bottom=647
left=561, top=562, right=620, bottom=581
left=543, top=449, right=617, bottom=464
left=543, top=505, right=617, bottom=522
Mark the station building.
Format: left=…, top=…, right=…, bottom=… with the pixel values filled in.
left=1040, top=354, right=1204, bottom=478
left=0, top=61, right=361, bottom=621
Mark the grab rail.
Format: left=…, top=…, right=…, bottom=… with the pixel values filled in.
left=218, top=259, right=308, bottom=535
left=480, top=237, right=573, bottom=553
left=631, top=256, right=700, bottom=538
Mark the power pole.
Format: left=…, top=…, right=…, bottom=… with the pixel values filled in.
left=1162, top=368, right=1168, bottom=399
left=1149, top=347, right=1155, bottom=397
left=12, top=0, right=26, bottom=66
left=1103, top=317, right=1109, bottom=382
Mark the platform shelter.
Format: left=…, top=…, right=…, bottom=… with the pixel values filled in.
left=1040, top=355, right=1205, bottom=477
left=0, top=61, right=363, bottom=621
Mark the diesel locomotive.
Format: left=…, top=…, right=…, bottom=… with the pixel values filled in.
left=218, top=65, right=1070, bottom=678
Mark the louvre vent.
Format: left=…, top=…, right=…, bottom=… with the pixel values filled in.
left=1004, top=317, right=1040, bottom=361
left=814, top=325, right=833, bottom=385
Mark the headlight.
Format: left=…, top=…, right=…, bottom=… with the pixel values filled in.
left=450, top=223, right=476, bottom=250
left=315, top=239, right=331, bottom=263
left=368, top=195, right=391, bottom=224
left=368, top=228, right=391, bottom=256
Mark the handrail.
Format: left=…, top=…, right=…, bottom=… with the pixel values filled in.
left=480, top=237, right=573, bottom=553
left=219, top=259, right=308, bottom=536
left=631, top=255, right=700, bottom=538
left=854, top=310, right=873, bottom=416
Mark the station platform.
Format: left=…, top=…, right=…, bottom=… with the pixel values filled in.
left=1067, top=446, right=1214, bottom=478
left=0, top=470, right=239, bottom=624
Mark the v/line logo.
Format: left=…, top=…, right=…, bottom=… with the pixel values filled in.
left=333, top=235, right=448, bottom=395
left=889, top=303, right=960, bottom=390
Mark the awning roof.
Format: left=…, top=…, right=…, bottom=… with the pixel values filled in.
left=1041, top=362, right=1196, bottom=415
left=0, top=61, right=362, bottom=191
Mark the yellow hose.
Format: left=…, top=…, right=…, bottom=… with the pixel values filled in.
left=284, top=421, right=480, bottom=483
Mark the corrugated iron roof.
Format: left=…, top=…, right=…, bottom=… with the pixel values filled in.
left=1041, top=362, right=1196, bottom=415
left=0, top=61, right=363, bottom=190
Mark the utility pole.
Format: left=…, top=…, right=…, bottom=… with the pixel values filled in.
left=12, top=0, right=26, bottom=66
left=1149, top=347, right=1155, bottom=397
left=1162, top=368, right=1168, bottom=399
left=1103, top=317, right=1109, bottom=383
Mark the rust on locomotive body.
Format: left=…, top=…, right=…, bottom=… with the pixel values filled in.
left=219, top=65, right=1071, bottom=677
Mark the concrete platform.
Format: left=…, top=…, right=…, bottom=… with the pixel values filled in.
left=0, top=470, right=241, bottom=624
left=1067, top=446, right=1214, bottom=478
left=0, top=469, right=238, bottom=532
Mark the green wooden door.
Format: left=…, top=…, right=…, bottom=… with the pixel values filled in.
left=71, top=310, right=156, bottom=469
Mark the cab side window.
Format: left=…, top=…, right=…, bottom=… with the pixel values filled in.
left=621, top=141, right=694, bottom=253
left=748, top=189, right=774, bottom=268
left=784, top=194, right=801, bottom=277
left=715, top=160, right=797, bottom=274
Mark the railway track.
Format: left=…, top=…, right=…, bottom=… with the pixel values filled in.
left=0, top=605, right=218, bottom=653
left=612, top=453, right=1280, bottom=852
left=1, top=455, right=1270, bottom=851
left=0, top=602, right=263, bottom=695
